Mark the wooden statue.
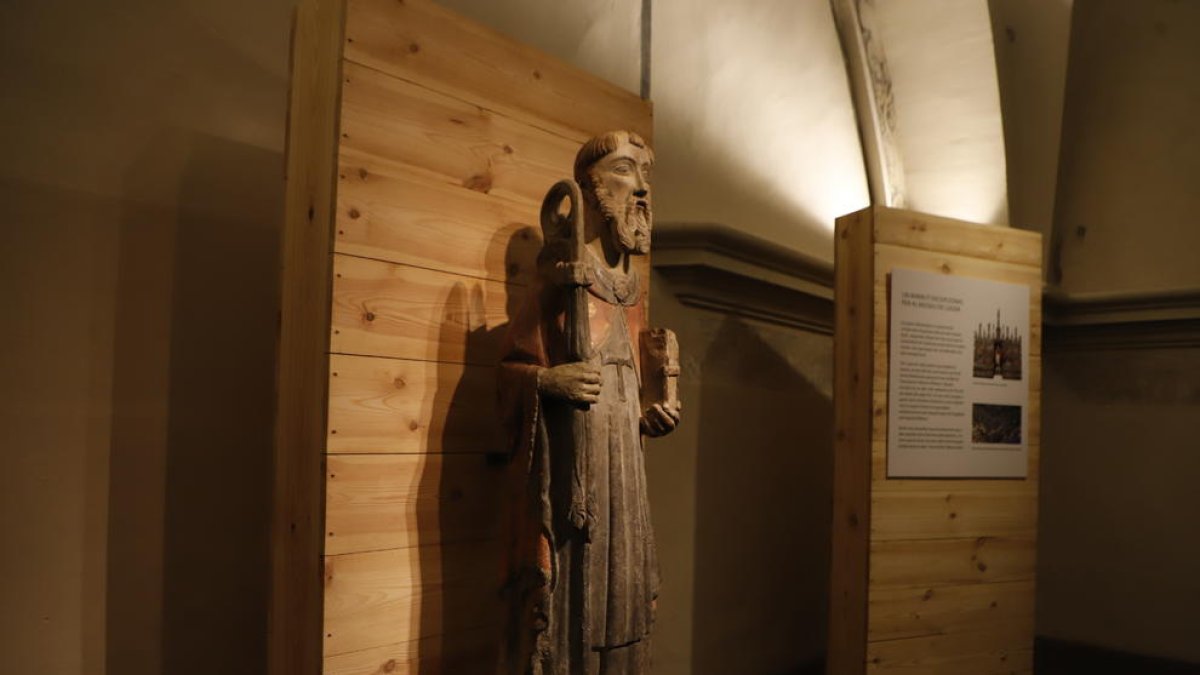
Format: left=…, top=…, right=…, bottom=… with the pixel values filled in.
left=498, top=131, right=681, bottom=674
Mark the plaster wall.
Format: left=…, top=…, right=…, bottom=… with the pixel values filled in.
left=1040, top=346, right=1200, bottom=662
left=988, top=0, right=1073, bottom=240
left=0, top=0, right=296, bottom=672
left=647, top=281, right=833, bottom=675
left=1033, top=1, right=1200, bottom=663
left=1053, top=0, right=1200, bottom=294
left=651, top=0, right=869, bottom=261
left=870, top=0, right=1009, bottom=225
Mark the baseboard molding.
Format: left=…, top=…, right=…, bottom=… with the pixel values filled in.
left=1036, top=636, right=1200, bottom=674
left=652, top=222, right=834, bottom=334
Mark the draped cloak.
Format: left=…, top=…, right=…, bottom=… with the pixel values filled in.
left=498, top=260, right=659, bottom=675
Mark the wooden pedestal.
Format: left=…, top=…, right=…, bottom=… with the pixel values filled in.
left=828, top=206, right=1043, bottom=674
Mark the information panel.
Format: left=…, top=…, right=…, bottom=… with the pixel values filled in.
left=887, top=268, right=1029, bottom=478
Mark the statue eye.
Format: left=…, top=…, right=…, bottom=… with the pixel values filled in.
left=612, top=163, right=631, bottom=174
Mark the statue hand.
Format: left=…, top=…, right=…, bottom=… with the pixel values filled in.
left=538, top=362, right=601, bottom=406
left=641, top=402, right=681, bottom=437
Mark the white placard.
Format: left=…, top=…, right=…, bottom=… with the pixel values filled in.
left=887, top=268, right=1030, bottom=478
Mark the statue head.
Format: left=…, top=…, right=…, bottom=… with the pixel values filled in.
left=574, top=130, right=654, bottom=256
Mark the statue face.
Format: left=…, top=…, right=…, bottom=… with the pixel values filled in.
left=588, top=139, right=653, bottom=255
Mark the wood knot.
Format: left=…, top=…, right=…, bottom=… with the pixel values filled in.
left=976, top=561, right=988, bottom=572
left=363, top=311, right=376, bottom=322
left=922, top=589, right=934, bottom=600
left=348, top=208, right=361, bottom=219
left=463, top=173, right=493, bottom=193
left=358, top=167, right=369, bottom=180
left=948, top=512, right=957, bottom=519
left=393, top=376, right=407, bottom=389
left=409, top=420, right=420, bottom=431
left=408, top=42, right=420, bottom=54
left=940, top=263, right=951, bottom=274
left=383, top=659, right=397, bottom=673
left=532, top=69, right=542, bottom=80
left=503, top=144, right=514, bottom=154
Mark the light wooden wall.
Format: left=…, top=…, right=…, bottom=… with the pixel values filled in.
left=829, top=206, right=1042, bottom=674
left=273, top=1, right=653, bottom=673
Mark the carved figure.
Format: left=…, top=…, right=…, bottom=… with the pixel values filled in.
left=498, top=131, right=680, bottom=674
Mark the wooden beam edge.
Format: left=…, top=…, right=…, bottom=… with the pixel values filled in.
left=270, top=1, right=347, bottom=674
left=828, top=207, right=876, bottom=675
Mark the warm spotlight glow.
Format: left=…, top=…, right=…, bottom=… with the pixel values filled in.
left=653, top=0, right=870, bottom=253
left=872, top=0, right=1010, bottom=225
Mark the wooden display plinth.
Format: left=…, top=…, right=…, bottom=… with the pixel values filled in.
left=828, top=206, right=1042, bottom=674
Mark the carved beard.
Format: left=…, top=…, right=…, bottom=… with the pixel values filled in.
left=590, top=173, right=652, bottom=255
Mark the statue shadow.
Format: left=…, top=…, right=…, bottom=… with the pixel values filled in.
left=417, top=224, right=540, bottom=672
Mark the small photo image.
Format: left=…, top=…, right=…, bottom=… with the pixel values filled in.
left=972, top=403, right=1022, bottom=444
left=973, top=308, right=1023, bottom=380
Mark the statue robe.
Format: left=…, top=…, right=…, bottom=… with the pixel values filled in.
left=498, top=261, right=658, bottom=675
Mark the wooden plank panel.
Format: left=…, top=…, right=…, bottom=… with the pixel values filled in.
left=829, top=209, right=877, bottom=675
left=870, top=490, right=1036, bottom=541
left=340, top=60, right=581, bottom=206
left=325, top=454, right=504, bottom=555
left=336, top=147, right=542, bottom=284
left=868, top=580, right=1035, bottom=642
left=330, top=254, right=515, bottom=365
left=323, top=625, right=496, bottom=675
left=873, top=243, right=1042, bottom=288
left=317, top=2, right=659, bottom=667
left=873, top=207, right=1042, bottom=267
left=323, top=542, right=503, bottom=657
left=870, top=537, right=1035, bottom=589
left=866, top=625, right=1034, bottom=673
left=327, top=354, right=499, bottom=455
left=271, top=1, right=344, bottom=673
left=343, top=0, right=652, bottom=141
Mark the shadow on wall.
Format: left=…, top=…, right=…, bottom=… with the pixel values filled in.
left=693, top=318, right=833, bottom=675
left=420, top=226, right=540, bottom=671
left=107, top=132, right=282, bottom=675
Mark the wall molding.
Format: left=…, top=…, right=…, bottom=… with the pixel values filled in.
left=650, top=223, right=1200, bottom=349
left=651, top=222, right=835, bottom=334
left=1045, top=287, right=1200, bottom=350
